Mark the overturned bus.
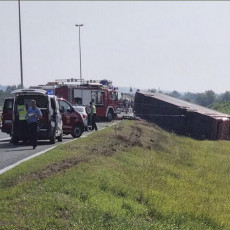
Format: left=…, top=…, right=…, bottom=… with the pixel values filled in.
left=134, top=91, right=230, bottom=140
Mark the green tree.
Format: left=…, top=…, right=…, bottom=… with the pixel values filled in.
left=195, top=90, right=216, bottom=106
left=219, top=91, right=230, bottom=103
left=205, top=90, right=216, bottom=106
left=168, top=90, right=181, bottom=99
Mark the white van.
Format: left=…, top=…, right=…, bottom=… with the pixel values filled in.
left=11, top=89, right=63, bottom=144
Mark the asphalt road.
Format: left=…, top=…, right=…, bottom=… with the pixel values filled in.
left=0, top=132, right=8, bottom=140
left=0, top=121, right=119, bottom=173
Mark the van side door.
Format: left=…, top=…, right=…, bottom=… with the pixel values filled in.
left=54, top=97, right=63, bottom=135
left=2, top=98, right=14, bottom=134
left=58, top=99, right=74, bottom=132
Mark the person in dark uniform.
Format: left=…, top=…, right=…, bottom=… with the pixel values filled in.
left=85, top=104, right=91, bottom=131
left=26, top=100, right=42, bottom=149
left=90, top=101, right=98, bottom=131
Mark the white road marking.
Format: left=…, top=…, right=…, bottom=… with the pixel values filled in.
left=0, top=121, right=120, bottom=175
left=0, top=146, right=56, bottom=175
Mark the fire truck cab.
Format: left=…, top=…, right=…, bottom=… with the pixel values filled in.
left=55, top=79, right=119, bottom=121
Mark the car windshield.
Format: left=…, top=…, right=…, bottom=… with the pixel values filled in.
left=75, top=107, right=84, bottom=113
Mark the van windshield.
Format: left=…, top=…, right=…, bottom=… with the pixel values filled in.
left=16, top=95, right=48, bottom=109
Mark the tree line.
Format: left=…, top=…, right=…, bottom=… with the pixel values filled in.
left=148, top=89, right=230, bottom=107
left=0, top=85, right=21, bottom=107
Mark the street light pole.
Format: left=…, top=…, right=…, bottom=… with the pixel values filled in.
left=75, top=24, right=83, bottom=84
left=18, top=0, right=24, bottom=89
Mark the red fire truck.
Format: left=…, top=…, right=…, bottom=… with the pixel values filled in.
left=52, top=79, right=119, bottom=121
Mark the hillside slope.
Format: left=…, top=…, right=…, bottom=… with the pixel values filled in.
left=0, top=121, right=230, bottom=229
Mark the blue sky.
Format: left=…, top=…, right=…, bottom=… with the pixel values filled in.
left=1, top=1, right=230, bottom=93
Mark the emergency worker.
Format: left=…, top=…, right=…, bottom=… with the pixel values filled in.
left=17, top=100, right=28, bottom=140
left=26, top=100, right=42, bottom=149
left=85, top=104, right=91, bottom=130
left=17, top=104, right=27, bottom=121
left=90, top=101, right=98, bottom=131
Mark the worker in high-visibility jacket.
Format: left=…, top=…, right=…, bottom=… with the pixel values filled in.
left=90, top=101, right=98, bottom=131
left=17, top=104, right=28, bottom=143
left=17, top=104, right=27, bottom=120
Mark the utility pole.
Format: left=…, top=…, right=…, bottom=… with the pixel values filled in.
left=75, top=24, right=83, bottom=84
left=75, top=24, right=83, bottom=104
left=18, top=0, right=24, bottom=89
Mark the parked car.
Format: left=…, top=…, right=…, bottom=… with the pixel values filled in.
left=58, top=98, right=85, bottom=138
left=1, top=97, right=14, bottom=135
left=10, top=89, right=63, bottom=144
left=73, top=105, right=89, bottom=131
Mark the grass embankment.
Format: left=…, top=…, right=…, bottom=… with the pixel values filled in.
left=0, top=121, right=230, bottom=229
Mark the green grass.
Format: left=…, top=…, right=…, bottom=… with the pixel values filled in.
left=0, top=121, right=230, bottom=229
left=209, top=102, right=230, bottom=115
